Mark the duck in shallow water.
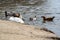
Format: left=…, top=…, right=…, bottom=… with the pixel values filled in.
left=29, top=16, right=37, bottom=21
left=5, top=11, right=20, bottom=18
left=41, top=16, right=55, bottom=23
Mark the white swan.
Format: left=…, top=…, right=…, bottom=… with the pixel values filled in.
left=9, top=17, right=24, bottom=23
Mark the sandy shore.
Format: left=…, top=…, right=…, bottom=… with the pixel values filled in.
left=0, top=20, right=60, bottom=40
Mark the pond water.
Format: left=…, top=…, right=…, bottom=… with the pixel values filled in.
left=0, top=0, right=60, bottom=37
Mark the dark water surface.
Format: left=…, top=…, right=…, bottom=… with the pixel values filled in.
left=0, top=0, right=60, bottom=37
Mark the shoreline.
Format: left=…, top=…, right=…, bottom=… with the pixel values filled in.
left=0, top=20, right=60, bottom=40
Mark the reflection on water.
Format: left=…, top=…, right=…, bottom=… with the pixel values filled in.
left=0, top=0, right=60, bottom=37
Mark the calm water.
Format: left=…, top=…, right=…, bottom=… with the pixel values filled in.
left=0, top=0, right=60, bottom=37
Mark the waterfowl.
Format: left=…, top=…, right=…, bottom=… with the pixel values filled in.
left=41, top=16, right=55, bottom=23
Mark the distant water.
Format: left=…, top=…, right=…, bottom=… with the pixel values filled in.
left=0, top=0, right=60, bottom=37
